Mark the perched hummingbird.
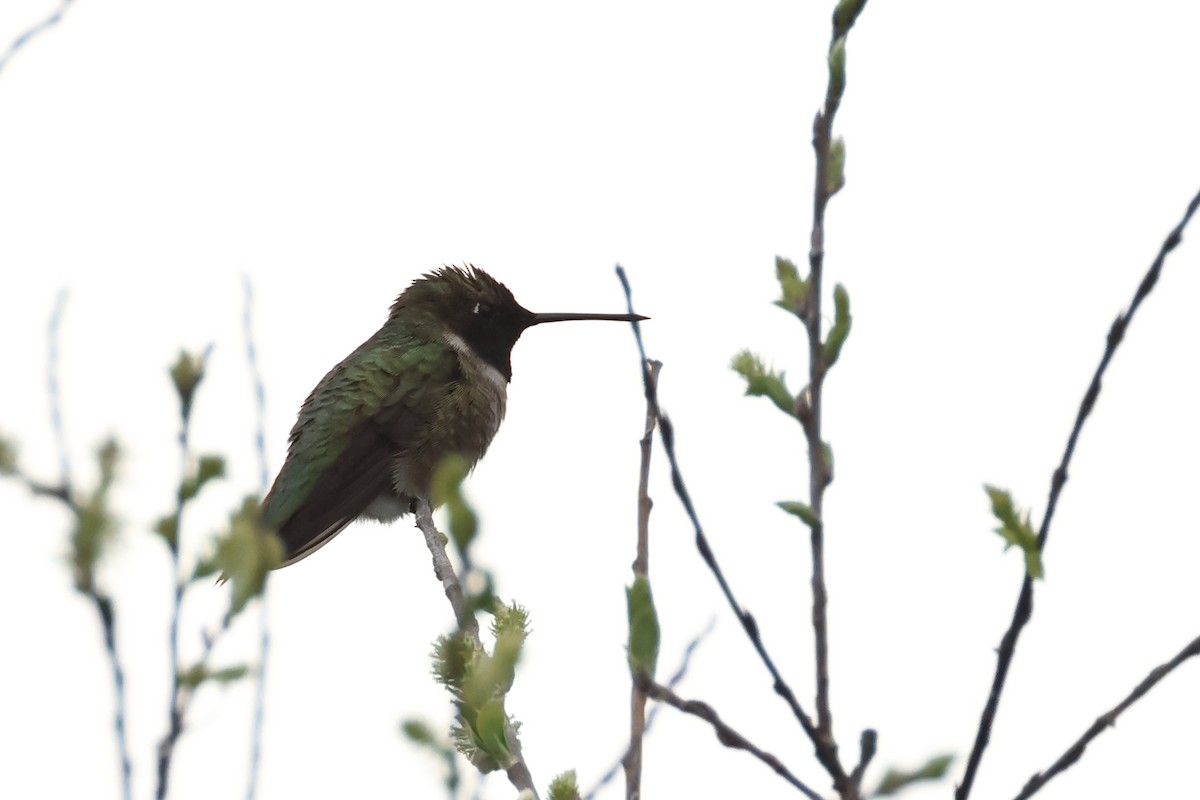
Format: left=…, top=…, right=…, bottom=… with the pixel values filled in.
left=262, top=265, right=644, bottom=567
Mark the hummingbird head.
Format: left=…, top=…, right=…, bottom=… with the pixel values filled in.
left=391, top=265, right=644, bottom=380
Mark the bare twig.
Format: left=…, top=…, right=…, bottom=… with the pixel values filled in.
left=616, top=265, right=843, bottom=787
left=1014, top=632, right=1200, bottom=799
left=623, top=359, right=661, bottom=800
left=47, top=290, right=72, bottom=493
left=638, top=676, right=824, bottom=800
left=242, top=276, right=271, bottom=800
left=956, top=186, right=1200, bottom=800
left=414, top=499, right=481, bottom=641
left=0, top=0, right=77, bottom=77
left=90, top=593, right=133, bottom=800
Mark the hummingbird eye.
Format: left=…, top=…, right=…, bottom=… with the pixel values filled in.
left=473, top=302, right=493, bottom=317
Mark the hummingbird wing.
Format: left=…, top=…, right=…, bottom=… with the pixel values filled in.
left=262, top=336, right=460, bottom=566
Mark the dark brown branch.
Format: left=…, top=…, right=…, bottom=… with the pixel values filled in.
left=638, top=676, right=824, bottom=800
left=615, top=266, right=845, bottom=787
left=623, top=359, right=661, bottom=800
left=956, top=186, right=1200, bottom=800
left=1014, top=633, right=1200, bottom=799
left=584, top=619, right=715, bottom=800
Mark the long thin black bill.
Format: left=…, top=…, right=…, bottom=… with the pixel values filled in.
left=530, top=312, right=647, bottom=325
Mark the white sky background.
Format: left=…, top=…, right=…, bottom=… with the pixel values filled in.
left=1, top=2, right=1199, bottom=799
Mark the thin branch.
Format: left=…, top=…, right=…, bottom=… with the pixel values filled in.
left=585, top=618, right=715, bottom=800
left=956, top=186, right=1200, bottom=800
left=90, top=593, right=133, bottom=800
left=623, top=359, right=661, bottom=800
left=0, top=0, right=77, bottom=77
left=615, top=265, right=844, bottom=787
left=414, top=499, right=481, bottom=641
left=242, top=276, right=271, bottom=800
left=156, top=347, right=212, bottom=800
left=47, top=289, right=72, bottom=493
left=798, top=8, right=869, bottom=786
left=33, top=292, right=133, bottom=800
left=1014, top=632, right=1200, bottom=800
left=638, top=676, right=824, bottom=800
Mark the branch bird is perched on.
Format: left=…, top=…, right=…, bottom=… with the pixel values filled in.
left=262, top=265, right=645, bottom=566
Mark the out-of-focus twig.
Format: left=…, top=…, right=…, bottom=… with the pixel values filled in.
left=0, top=0, right=77, bottom=77
left=242, top=276, right=272, bottom=800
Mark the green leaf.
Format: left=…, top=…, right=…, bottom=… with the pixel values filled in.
left=984, top=485, right=1043, bottom=579
left=626, top=575, right=661, bottom=679
left=826, top=137, right=846, bottom=196
left=169, top=350, right=208, bottom=420
left=773, top=256, right=808, bottom=315
left=473, top=699, right=512, bottom=766
left=823, top=283, right=852, bottom=369
left=548, top=770, right=581, bottom=800
left=208, top=665, right=250, bottom=684
left=70, top=439, right=122, bottom=593
left=178, top=663, right=208, bottom=689
left=400, top=719, right=437, bottom=745
left=154, top=515, right=178, bottom=548
left=190, top=555, right=218, bottom=582
left=877, top=754, right=954, bottom=795
left=777, top=500, right=818, bottom=528
left=731, top=350, right=795, bottom=416
left=833, top=0, right=868, bottom=36
left=179, top=454, right=226, bottom=502
left=0, top=435, right=17, bottom=475
left=431, top=454, right=479, bottom=552
left=216, top=496, right=284, bottom=615
left=828, top=36, right=847, bottom=100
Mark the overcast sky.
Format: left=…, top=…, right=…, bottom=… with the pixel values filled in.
left=2, top=2, right=1199, bottom=800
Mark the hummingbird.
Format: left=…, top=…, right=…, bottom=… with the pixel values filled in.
left=262, top=265, right=644, bottom=567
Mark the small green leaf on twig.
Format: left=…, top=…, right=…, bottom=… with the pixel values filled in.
left=731, top=350, right=795, bottom=416
left=877, top=753, right=954, bottom=795
left=773, top=256, right=808, bottom=315
left=216, top=496, right=283, bottom=615
left=777, top=500, right=818, bottom=529
left=180, top=454, right=226, bottom=501
left=154, top=515, right=177, bottom=548
left=626, top=575, right=661, bottom=679
left=473, top=699, right=512, bottom=766
left=548, top=770, right=581, bottom=800
left=431, top=454, right=478, bottom=552
left=984, top=485, right=1043, bottom=579
left=401, top=719, right=437, bottom=745
left=833, top=0, right=868, bottom=37
left=209, top=665, right=250, bottom=684
left=826, top=137, right=846, bottom=196
left=823, top=283, right=852, bottom=369
left=169, top=350, right=208, bottom=420
left=0, top=435, right=17, bottom=475
left=70, top=438, right=122, bottom=593
left=828, top=36, right=847, bottom=100
left=178, top=663, right=208, bottom=689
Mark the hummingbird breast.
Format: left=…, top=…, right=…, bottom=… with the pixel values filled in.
left=373, top=330, right=508, bottom=515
